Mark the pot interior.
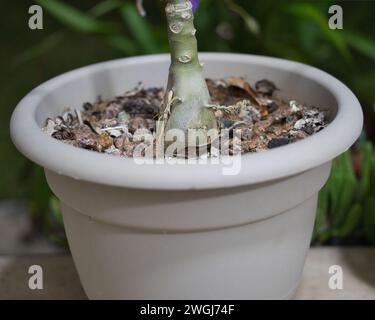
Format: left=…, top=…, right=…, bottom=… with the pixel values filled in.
left=35, top=55, right=338, bottom=126
left=12, top=54, right=361, bottom=190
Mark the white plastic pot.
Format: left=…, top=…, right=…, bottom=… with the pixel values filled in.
left=11, top=54, right=363, bottom=299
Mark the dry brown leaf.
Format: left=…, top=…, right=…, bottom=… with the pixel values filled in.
left=225, top=77, right=262, bottom=107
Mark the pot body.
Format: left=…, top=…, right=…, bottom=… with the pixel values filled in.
left=11, top=53, right=363, bottom=299
left=46, top=161, right=331, bottom=299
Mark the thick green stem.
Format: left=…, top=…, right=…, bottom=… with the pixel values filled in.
left=163, top=0, right=217, bottom=145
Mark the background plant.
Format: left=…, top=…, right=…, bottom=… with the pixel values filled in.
left=314, top=139, right=375, bottom=245
left=1, top=0, right=374, bottom=245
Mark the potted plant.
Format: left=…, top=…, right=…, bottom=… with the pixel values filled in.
left=10, top=0, right=362, bottom=299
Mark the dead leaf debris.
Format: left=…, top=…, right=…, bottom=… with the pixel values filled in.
left=42, top=78, right=327, bottom=156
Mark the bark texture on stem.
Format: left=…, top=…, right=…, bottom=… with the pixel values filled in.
left=163, top=0, right=217, bottom=145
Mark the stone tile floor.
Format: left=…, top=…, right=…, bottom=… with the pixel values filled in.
left=1, top=248, right=374, bottom=299
left=1, top=200, right=374, bottom=299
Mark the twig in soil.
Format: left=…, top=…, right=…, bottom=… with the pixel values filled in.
left=75, top=109, right=83, bottom=126
left=124, top=82, right=144, bottom=97
left=156, top=90, right=182, bottom=156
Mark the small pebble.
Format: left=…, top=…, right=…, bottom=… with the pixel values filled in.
left=107, top=129, right=123, bottom=138
left=114, top=134, right=130, bottom=150
left=255, top=80, right=278, bottom=97
left=55, top=116, right=64, bottom=127
left=266, top=126, right=274, bottom=133
left=286, top=115, right=295, bottom=122
left=105, top=103, right=121, bottom=119
left=214, top=110, right=224, bottom=118
left=242, top=128, right=253, bottom=140
left=105, top=145, right=121, bottom=155
left=62, top=112, right=74, bottom=127
left=83, top=102, right=93, bottom=111
left=303, top=125, right=315, bottom=135
left=43, top=118, right=57, bottom=136
left=128, top=117, right=150, bottom=133
left=98, top=132, right=113, bottom=149
left=52, top=128, right=75, bottom=140
left=294, top=119, right=306, bottom=130
left=268, top=138, right=289, bottom=149
left=267, top=101, right=279, bottom=113
left=222, top=119, right=235, bottom=128
left=288, top=130, right=298, bottom=139
left=289, top=100, right=300, bottom=113
left=261, top=110, right=269, bottom=118
left=117, top=111, right=131, bottom=123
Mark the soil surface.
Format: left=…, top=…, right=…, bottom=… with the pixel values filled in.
left=42, top=78, right=327, bottom=157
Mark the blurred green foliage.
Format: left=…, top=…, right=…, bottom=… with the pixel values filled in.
left=314, top=139, right=375, bottom=244
left=1, top=0, right=374, bottom=245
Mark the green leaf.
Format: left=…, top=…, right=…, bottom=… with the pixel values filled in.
left=31, top=166, right=52, bottom=219
left=12, top=31, right=65, bottom=65
left=105, top=35, right=138, bottom=55
left=120, top=3, right=160, bottom=54
left=265, top=43, right=309, bottom=63
left=90, top=0, right=121, bottom=17
left=360, top=142, right=373, bottom=195
left=47, top=234, right=68, bottom=247
left=342, top=151, right=356, bottom=183
left=344, top=31, right=375, bottom=62
left=334, top=203, right=362, bottom=238
left=364, top=197, right=375, bottom=243
left=316, top=226, right=333, bottom=244
left=330, top=159, right=342, bottom=218
left=13, top=0, right=123, bottom=65
left=226, top=0, right=260, bottom=36
left=36, top=0, right=117, bottom=34
left=286, top=3, right=351, bottom=61
left=332, top=181, right=354, bottom=227
left=314, top=185, right=329, bottom=242
left=49, top=195, right=64, bottom=226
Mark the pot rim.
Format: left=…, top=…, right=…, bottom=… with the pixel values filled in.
left=10, top=53, right=363, bottom=190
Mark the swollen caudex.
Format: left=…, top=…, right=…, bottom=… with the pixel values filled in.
left=163, top=0, right=217, bottom=143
